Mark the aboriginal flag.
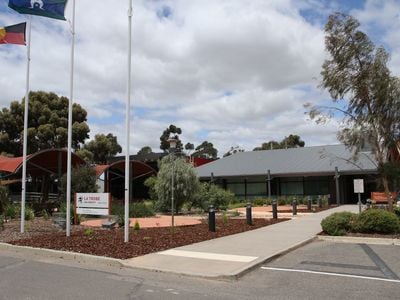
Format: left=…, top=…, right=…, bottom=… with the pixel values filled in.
left=9, top=0, right=68, bottom=21
left=0, top=23, right=26, bottom=45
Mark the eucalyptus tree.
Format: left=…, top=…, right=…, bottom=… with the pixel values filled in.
left=306, top=13, right=400, bottom=210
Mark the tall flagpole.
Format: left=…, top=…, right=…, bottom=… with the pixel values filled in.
left=66, top=0, right=76, bottom=237
left=125, top=0, right=133, bottom=243
left=20, top=16, right=32, bottom=233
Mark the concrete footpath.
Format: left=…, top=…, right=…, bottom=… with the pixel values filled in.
left=123, top=205, right=359, bottom=279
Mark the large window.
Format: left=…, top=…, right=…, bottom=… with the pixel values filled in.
left=280, top=177, right=303, bottom=195
left=304, top=177, right=330, bottom=195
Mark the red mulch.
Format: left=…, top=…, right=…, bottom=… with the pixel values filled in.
left=8, top=218, right=288, bottom=259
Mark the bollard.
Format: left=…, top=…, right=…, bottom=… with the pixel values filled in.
left=307, top=196, right=312, bottom=211
left=292, top=198, right=297, bottom=216
left=208, top=205, right=216, bottom=232
left=246, top=202, right=252, bottom=225
left=317, top=195, right=322, bottom=208
left=272, top=199, right=278, bottom=219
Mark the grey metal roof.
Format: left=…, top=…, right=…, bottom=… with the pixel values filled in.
left=196, top=144, right=378, bottom=178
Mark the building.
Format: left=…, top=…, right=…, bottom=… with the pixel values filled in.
left=196, top=144, right=379, bottom=204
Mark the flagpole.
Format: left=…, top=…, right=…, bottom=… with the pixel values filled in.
left=66, top=0, right=76, bottom=237
left=20, top=16, right=32, bottom=233
left=124, top=0, right=133, bottom=243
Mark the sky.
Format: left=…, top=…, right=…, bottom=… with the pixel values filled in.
left=1, top=0, right=400, bottom=157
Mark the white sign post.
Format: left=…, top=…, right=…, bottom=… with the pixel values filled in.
left=353, top=179, right=364, bottom=213
left=75, top=193, right=110, bottom=220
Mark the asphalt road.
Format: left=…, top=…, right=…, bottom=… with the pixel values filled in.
left=1, top=240, right=400, bottom=299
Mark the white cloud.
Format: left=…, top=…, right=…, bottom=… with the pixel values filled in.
left=2, top=0, right=395, bottom=158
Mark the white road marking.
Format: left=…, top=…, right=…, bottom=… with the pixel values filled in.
left=159, top=249, right=258, bottom=262
left=261, top=267, right=400, bottom=284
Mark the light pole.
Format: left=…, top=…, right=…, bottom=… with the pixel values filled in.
left=168, top=136, right=178, bottom=232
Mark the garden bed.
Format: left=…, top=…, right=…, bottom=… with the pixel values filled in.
left=1, top=217, right=288, bottom=259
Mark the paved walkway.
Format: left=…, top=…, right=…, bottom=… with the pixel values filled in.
left=123, top=205, right=359, bottom=279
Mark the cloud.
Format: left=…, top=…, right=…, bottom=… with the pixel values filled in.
left=2, top=0, right=392, bottom=157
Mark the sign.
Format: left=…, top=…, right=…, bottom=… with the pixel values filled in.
left=75, top=193, right=110, bottom=215
left=353, top=179, right=364, bottom=193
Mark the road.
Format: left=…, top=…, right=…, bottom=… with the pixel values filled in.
left=1, top=240, right=400, bottom=299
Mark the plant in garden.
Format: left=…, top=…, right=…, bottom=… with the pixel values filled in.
left=231, top=210, right=241, bottom=217
left=84, top=228, right=95, bottom=236
left=222, top=212, right=229, bottom=225
left=5, top=204, right=18, bottom=219
left=133, top=220, right=140, bottom=232
left=321, top=211, right=357, bottom=236
left=355, top=209, right=400, bottom=234
left=192, top=182, right=236, bottom=211
left=25, top=207, right=35, bottom=221
left=154, top=155, right=199, bottom=213
left=0, top=214, right=4, bottom=229
left=253, top=198, right=266, bottom=206
left=144, top=176, right=158, bottom=201
left=41, top=209, right=50, bottom=220
left=129, top=202, right=155, bottom=218
left=0, top=186, right=9, bottom=215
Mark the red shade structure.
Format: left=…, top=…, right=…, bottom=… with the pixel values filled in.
left=0, top=149, right=85, bottom=177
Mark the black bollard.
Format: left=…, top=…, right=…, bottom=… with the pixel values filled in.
left=292, top=198, right=297, bottom=216
left=208, top=205, right=216, bottom=232
left=307, top=196, right=312, bottom=211
left=246, top=202, right=252, bottom=225
left=272, top=200, right=278, bottom=219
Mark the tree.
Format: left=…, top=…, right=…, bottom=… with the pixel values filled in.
left=83, top=133, right=122, bottom=164
left=75, top=148, right=94, bottom=164
left=253, top=140, right=280, bottom=151
left=223, top=146, right=244, bottom=157
left=159, top=124, right=182, bottom=152
left=137, top=146, right=153, bottom=156
left=60, top=165, right=98, bottom=200
left=306, top=13, right=400, bottom=210
left=0, top=91, right=89, bottom=156
left=192, top=141, right=218, bottom=159
left=154, top=155, right=199, bottom=213
left=253, top=135, right=305, bottom=151
left=281, top=134, right=305, bottom=148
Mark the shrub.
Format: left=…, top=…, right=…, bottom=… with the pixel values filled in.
left=41, top=209, right=50, bottom=220
left=144, top=176, right=158, bottom=201
left=133, top=220, right=140, bottom=231
left=394, top=206, right=400, bottom=218
left=0, top=186, right=9, bottom=215
left=84, top=228, right=95, bottom=236
left=355, top=209, right=400, bottom=234
left=277, top=197, right=287, bottom=206
left=4, top=204, right=18, bottom=219
left=222, top=212, right=229, bottom=224
left=59, top=202, right=80, bottom=224
left=321, top=212, right=357, bottom=236
left=253, top=198, right=265, bottom=206
left=231, top=210, right=241, bottom=217
left=193, top=183, right=236, bottom=211
left=129, top=202, right=155, bottom=218
left=228, top=202, right=246, bottom=209
left=25, top=207, right=35, bottom=221
left=0, top=214, right=4, bottom=229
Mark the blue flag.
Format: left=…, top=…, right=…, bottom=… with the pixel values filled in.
left=9, top=0, right=68, bottom=21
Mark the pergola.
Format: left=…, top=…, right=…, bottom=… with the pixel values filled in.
left=0, top=148, right=85, bottom=182
left=95, top=160, right=157, bottom=200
